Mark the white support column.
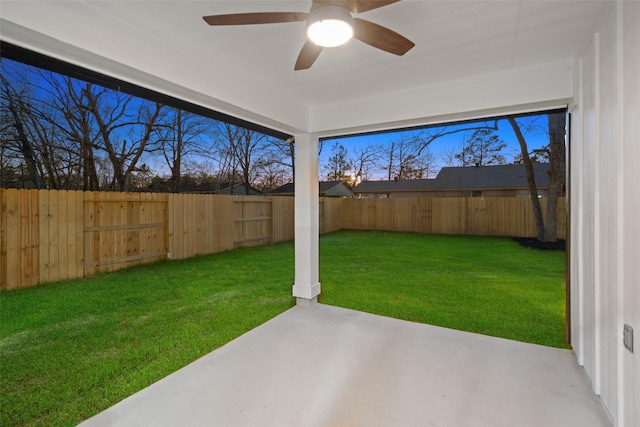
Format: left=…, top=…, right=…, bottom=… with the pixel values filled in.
left=292, top=132, right=321, bottom=306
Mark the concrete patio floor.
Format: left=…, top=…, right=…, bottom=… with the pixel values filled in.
left=79, top=303, right=611, bottom=427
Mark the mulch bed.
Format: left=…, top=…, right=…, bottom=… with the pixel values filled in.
left=512, top=237, right=566, bottom=251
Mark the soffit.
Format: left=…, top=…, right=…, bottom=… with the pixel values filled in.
left=0, top=0, right=611, bottom=134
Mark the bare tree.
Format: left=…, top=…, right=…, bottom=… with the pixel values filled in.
left=214, top=122, right=269, bottom=194
left=379, top=132, right=431, bottom=180
left=408, top=150, right=437, bottom=178
left=380, top=135, right=408, bottom=180
left=349, top=144, right=380, bottom=183
left=253, top=158, right=290, bottom=191
left=210, top=132, right=235, bottom=192
left=155, top=109, right=210, bottom=192
left=508, top=116, right=545, bottom=240
left=86, top=87, right=163, bottom=191
left=40, top=74, right=102, bottom=190
left=0, top=73, right=43, bottom=189
left=440, top=143, right=462, bottom=167
left=377, top=125, right=500, bottom=179
left=507, top=113, right=566, bottom=242
left=53, top=79, right=101, bottom=190
left=1, top=64, right=105, bottom=190
left=94, top=156, right=113, bottom=189
left=265, top=137, right=295, bottom=182
left=0, top=119, right=14, bottom=187
left=415, top=121, right=499, bottom=160
left=3, top=64, right=146, bottom=191
left=544, top=112, right=566, bottom=242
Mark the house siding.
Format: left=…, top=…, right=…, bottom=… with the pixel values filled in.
left=571, top=2, right=639, bottom=425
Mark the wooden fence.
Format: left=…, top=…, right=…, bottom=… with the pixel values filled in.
left=322, top=197, right=566, bottom=238
left=1, top=189, right=295, bottom=290
left=1, top=188, right=564, bottom=290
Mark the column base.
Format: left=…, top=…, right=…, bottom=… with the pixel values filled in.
left=296, top=296, right=318, bottom=307
left=292, top=282, right=321, bottom=300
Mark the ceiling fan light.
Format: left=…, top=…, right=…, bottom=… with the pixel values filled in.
left=306, top=6, right=354, bottom=47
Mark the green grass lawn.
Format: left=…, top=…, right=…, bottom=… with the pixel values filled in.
left=1, top=231, right=566, bottom=426
left=0, top=243, right=296, bottom=427
left=319, top=231, right=567, bottom=349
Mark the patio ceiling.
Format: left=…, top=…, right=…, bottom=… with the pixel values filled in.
left=0, top=0, right=611, bottom=136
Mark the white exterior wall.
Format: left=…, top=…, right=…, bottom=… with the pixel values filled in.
left=620, top=2, right=640, bottom=426
left=570, top=2, right=639, bottom=426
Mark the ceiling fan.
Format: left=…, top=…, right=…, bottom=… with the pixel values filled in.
left=203, top=0, right=414, bottom=70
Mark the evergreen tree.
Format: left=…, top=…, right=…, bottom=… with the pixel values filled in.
left=324, top=142, right=353, bottom=184
left=455, top=129, right=506, bottom=166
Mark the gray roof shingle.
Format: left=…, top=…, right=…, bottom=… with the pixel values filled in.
left=270, top=181, right=355, bottom=197
left=436, top=163, right=550, bottom=189
left=354, top=163, right=551, bottom=193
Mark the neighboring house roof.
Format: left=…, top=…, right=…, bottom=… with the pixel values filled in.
left=215, top=183, right=262, bottom=195
left=270, top=181, right=355, bottom=197
left=354, top=163, right=553, bottom=194
left=435, top=163, right=551, bottom=190
left=180, top=183, right=223, bottom=193
left=181, top=182, right=262, bottom=195
left=353, top=179, right=440, bottom=193
left=269, top=182, right=295, bottom=195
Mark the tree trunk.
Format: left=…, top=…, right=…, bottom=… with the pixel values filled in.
left=507, top=117, right=545, bottom=241
left=113, top=159, right=127, bottom=191
left=82, top=136, right=99, bottom=191
left=544, top=113, right=566, bottom=242
left=173, top=110, right=183, bottom=193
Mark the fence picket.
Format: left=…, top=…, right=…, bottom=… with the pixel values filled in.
left=1, top=190, right=566, bottom=290
left=4, top=189, right=19, bottom=289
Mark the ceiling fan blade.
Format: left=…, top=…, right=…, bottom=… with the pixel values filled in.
left=203, top=12, right=307, bottom=26
left=311, top=0, right=346, bottom=8
left=352, top=18, right=414, bottom=55
left=294, top=41, right=323, bottom=70
left=346, top=0, right=400, bottom=14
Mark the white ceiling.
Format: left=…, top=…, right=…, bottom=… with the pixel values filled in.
left=0, top=0, right=611, bottom=136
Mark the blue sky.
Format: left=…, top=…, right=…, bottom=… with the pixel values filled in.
left=2, top=57, right=552, bottom=183
left=320, top=115, right=550, bottom=180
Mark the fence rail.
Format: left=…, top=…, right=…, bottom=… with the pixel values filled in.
left=1, top=188, right=565, bottom=290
